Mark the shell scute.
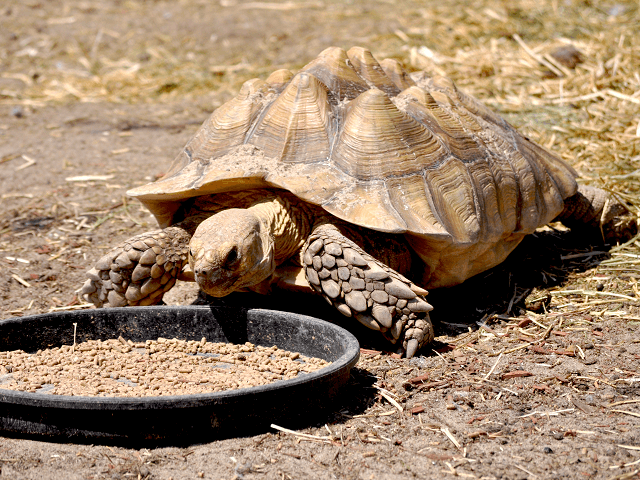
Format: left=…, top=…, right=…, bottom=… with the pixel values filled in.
left=421, top=75, right=509, bottom=130
left=379, top=58, right=416, bottom=90
left=385, top=175, right=449, bottom=237
left=161, top=78, right=270, bottom=180
left=346, top=46, right=401, bottom=97
left=422, top=157, right=481, bottom=244
left=320, top=182, right=408, bottom=234
left=332, top=88, right=446, bottom=181
left=300, top=46, right=369, bottom=102
left=247, top=72, right=332, bottom=164
left=398, top=88, right=486, bottom=163
left=266, top=69, right=295, bottom=92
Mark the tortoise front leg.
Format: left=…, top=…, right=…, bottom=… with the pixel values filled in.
left=556, top=184, right=637, bottom=242
left=303, top=224, right=434, bottom=358
left=81, top=225, right=191, bottom=307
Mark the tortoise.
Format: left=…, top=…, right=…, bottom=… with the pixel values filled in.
left=81, top=46, right=636, bottom=358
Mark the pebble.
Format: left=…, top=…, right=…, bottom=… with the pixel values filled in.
left=132, top=265, right=151, bottom=282
left=150, top=264, right=164, bottom=279
left=354, top=313, right=380, bottom=331
left=139, top=249, right=157, bottom=265
left=364, top=270, right=389, bottom=281
left=370, top=290, right=389, bottom=304
left=349, top=277, right=365, bottom=290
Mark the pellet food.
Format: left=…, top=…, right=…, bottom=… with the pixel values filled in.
left=0, top=337, right=330, bottom=397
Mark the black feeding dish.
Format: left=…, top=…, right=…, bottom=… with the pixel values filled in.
left=0, top=306, right=360, bottom=446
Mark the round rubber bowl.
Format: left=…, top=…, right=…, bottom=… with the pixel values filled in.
left=0, top=306, right=360, bottom=446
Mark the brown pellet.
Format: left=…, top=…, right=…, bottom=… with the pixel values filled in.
left=0, top=338, right=330, bottom=397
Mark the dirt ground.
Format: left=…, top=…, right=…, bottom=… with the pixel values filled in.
left=1, top=0, right=640, bottom=478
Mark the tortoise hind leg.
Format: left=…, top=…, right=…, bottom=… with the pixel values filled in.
left=81, top=226, right=191, bottom=307
left=303, top=224, right=434, bottom=358
left=556, top=184, right=637, bottom=242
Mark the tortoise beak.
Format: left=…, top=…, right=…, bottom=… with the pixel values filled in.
left=192, top=262, right=238, bottom=297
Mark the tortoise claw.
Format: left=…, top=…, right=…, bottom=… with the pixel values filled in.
left=405, top=339, right=419, bottom=359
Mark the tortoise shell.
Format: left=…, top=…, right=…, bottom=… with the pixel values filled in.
left=128, top=46, right=578, bottom=287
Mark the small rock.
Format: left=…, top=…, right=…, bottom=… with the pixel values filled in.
left=550, top=44, right=584, bottom=69
left=583, top=394, right=597, bottom=406
left=409, top=356, right=429, bottom=368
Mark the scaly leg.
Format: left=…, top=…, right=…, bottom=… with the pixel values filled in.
left=81, top=225, right=191, bottom=307
left=556, top=184, right=637, bottom=242
left=303, top=224, right=434, bottom=358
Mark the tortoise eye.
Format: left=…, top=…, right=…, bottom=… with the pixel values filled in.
left=225, top=247, right=238, bottom=266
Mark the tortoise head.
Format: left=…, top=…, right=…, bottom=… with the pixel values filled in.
left=188, top=209, right=275, bottom=297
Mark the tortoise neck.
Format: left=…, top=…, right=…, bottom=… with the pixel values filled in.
left=247, top=193, right=314, bottom=264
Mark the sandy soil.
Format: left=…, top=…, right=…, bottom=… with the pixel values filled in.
left=1, top=0, right=640, bottom=479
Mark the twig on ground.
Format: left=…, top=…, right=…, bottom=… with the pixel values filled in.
left=512, top=34, right=564, bottom=77
left=66, top=175, right=115, bottom=182
left=609, top=460, right=640, bottom=471
left=48, top=304, right=94, bottom=312
left=72, top=322, right=78, bottom=353
left=607, top=399, right=640, bottom=408
left=514, top=464, right=537, bottom=478
left=16, top=155, right=36, bottom=171
left=518, top=408, right=575, bottom=418
left=611, top=410, right=640, bottom=419
left=441, top=427, right=461, bottom=449
left=377, top=387, right=403, bottom=413
left=481, top=353, right=502, bottom=382
left=550, top=290, right=637, bottom=301
left=10, top=274, right=31, bottom=288
left=617, top=445, right=640, bottom=451
left=573, top=376, right=616, bottom=388
left=270, top=424, right=332, bottom=442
